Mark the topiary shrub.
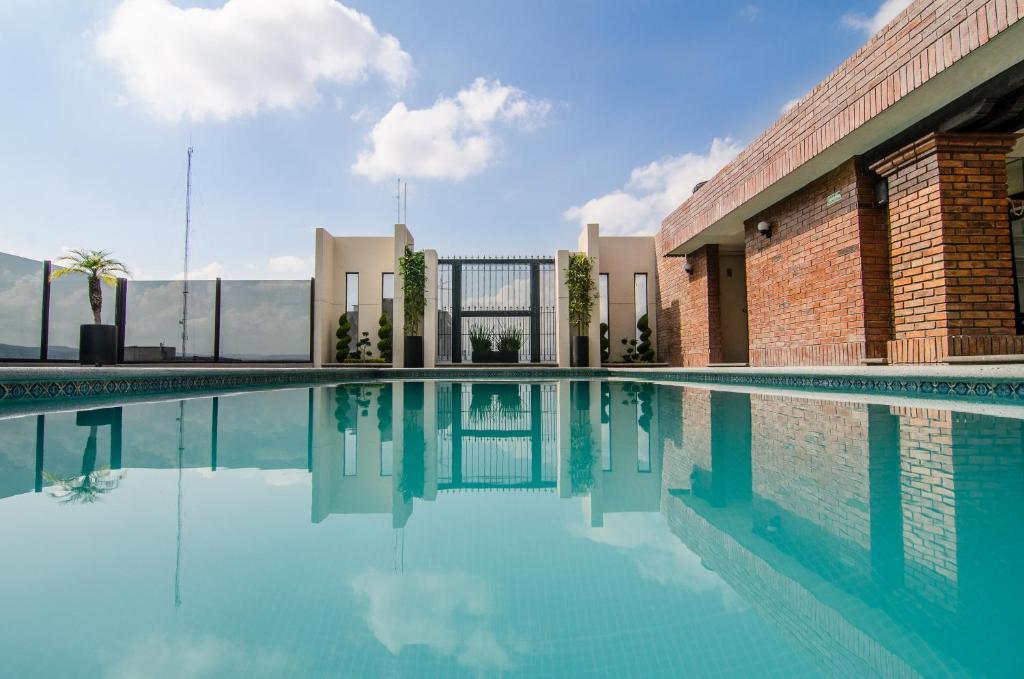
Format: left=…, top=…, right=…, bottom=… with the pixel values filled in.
left=377, top=313, right=393, bottom=362
left=355, top=331, right=372, bottom=360
left=636, top=314, right=654, bottom=362
left=600, top=322, right=610, bottom=362
left=335, top=314, right=352, bottom=362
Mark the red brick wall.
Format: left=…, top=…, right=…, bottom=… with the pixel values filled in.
left=655, top=243, right=721, bottom=366
left=744, top=160, right=890, bottom=366
left=872, top=132, right=1021, bottom=362
left=660, top=0, right=1024, bottom=254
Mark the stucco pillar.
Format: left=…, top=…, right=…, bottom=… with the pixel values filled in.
left=555, top=250, right=571, bottom=367
left=312, top=227, right=336, bottom=367
left=423, top=250, right=438, bottom=368
left=393, top=224, right=413, bottom=367
left=578, top=223, right=602, bottom=367
left=871, top=132, right=1021, bottom=363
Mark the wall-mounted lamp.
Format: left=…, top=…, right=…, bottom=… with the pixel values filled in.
left=683, top=261, right=694, bottom=275
left=756, top=220, right=772, bottom=237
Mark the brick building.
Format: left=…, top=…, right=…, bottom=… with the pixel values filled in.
left=656, top=0, right=1024, bottom=365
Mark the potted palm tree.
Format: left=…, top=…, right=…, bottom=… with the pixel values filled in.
left=398, top=246, right=426, bottom=368
left=50, top=249, right=129, bottom=366
left=566, top=253, right=596, bottom=367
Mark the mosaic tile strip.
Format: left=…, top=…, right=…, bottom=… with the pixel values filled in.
left=2, top=367, right=1023, bottom=404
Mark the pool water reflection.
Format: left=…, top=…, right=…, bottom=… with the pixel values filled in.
left=0, top=380, right=1022, bottom=678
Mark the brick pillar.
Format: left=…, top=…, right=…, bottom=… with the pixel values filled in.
left=655, top=242, right=722, bottom=366
left=871, top=132, right=1020, bottom=363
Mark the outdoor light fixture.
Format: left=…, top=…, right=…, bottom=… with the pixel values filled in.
left=683, top=261, right=694, bottom=275
left=756, top=220, right=772, bottom=237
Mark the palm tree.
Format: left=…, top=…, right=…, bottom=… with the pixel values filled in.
left=50, top=249, right=130, bottom=324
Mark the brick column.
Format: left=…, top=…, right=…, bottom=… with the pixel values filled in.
left=655, top=242, right=722, bottom=366
left=871, top=132, right=1020, bottom=363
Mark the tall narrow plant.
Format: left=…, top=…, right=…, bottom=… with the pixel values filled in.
left=565, top=253, right=596, bottom=336
left=49, top=249, right=129, bottom=324
left=335, top=314, right=352, bottom=361
left=377, top=313, right=393, bottom=362
left=636, top=314, right=655, bottom=362
left=398, top=246, right=426, bottom=336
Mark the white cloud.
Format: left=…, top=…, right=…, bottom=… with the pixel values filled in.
left=97, top=0, right=413, bottom=122
left=351, top=569, right=520, bottom=671
left=738, top=4, right=760, bottom=21
left=107, top=633, right=296, bottom=679
left=564, top=138, right=743, bottom=236
left=779, top=97, right=801, bottom=115
left=573, top=512, right=744, bottom=609
left=175, top=261, right=226, bottom=280
left=267, top=255, right=314, bottom=279
left=841, top=0, right=913, bottom=34
left=352, top=77, right=551, bottom=181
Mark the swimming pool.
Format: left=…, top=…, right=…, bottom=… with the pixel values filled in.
left=1, top=378, right=1020, bottom=677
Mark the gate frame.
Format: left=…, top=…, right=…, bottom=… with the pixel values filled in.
left=439, top=257, right=552, bottom=364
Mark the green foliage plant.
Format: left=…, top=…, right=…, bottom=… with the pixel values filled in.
left=377, top=313, right=393, bottom=362
left=335, top=314, right=352, bottom=362
left=50, top=249, right=130, bottom=324
left=398, top=246, right=426, bottom=336
left=565, top=253, right=596, bottom=336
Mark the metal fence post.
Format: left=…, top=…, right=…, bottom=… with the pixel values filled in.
left=309, top=277, right=315, bottom=364
left=213, top=277, right=222, bottom=362
left=115, top=278, right=127, bottom=363
left=40, top=260, right=51, bottom=361
left=530, top=262, right=541, bottom=363
left=451, top=263, right=462, bottom=363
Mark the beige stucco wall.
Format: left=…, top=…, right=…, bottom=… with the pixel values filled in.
left=313, top=228, right=395, bottom=366
left=597, top=233, right=658, bottom=362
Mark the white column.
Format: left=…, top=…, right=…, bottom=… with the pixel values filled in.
left=393, top=224, right=413, bottom=367
left=579, top=223, right=602, bottom=367
left=423, top=250, right=438, bottom=368
left=312, top=228, right=336, bottom=367
left=555, top=249, right=571, bottom=367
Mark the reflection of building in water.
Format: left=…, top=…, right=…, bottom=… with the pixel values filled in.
left=437, top=383, right=557, bottom=491
left=309, top=380, right=666, bottom=532
left=6, top=380, right=1024, bottom=676
left=659, top=386, right=1024, bottom=678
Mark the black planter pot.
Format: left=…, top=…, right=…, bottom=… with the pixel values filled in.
left=571, top=336, right=590, bottom=367
left=404, top=336, right=424, bottom=368
left=471, top=350, right=518, bottom=363
left=79, top=324, right=117, bottom=366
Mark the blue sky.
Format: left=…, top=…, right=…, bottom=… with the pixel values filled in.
left=0, top=0, right=908, bottom=279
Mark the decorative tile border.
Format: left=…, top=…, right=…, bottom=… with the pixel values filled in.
left=2, top=366, right=1024, bottom=405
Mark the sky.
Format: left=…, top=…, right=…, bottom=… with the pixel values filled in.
left=0, top=0, right=912, bottom=280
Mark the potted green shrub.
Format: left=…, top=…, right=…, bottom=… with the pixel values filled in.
left=398, top=246, right=426, bottom=367
left=566, top=253, right=596, bottom=367
left=493, top=323, right=523, bottom=363
left=50, top=249, right=129, bottom=366
left=469, top=323, right=493, bottom=363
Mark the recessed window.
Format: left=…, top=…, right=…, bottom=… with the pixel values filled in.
left=634, top=273, right=648, bottom=341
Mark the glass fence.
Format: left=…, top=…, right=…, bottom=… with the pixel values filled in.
left=0, top=252, right=44, bottom=359
left=0, top=251, right=312, bottom=362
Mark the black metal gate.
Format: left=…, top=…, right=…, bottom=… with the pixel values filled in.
left=437, top=257, right=556, bottom=363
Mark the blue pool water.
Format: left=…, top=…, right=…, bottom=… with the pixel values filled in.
left=0, top=379, right=1021, bottom=678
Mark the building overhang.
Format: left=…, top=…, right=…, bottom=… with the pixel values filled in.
left=663, top=5, right=1024, bottom=257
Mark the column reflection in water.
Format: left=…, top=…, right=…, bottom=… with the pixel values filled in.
left=658, top=387, right=1024, bottom=679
